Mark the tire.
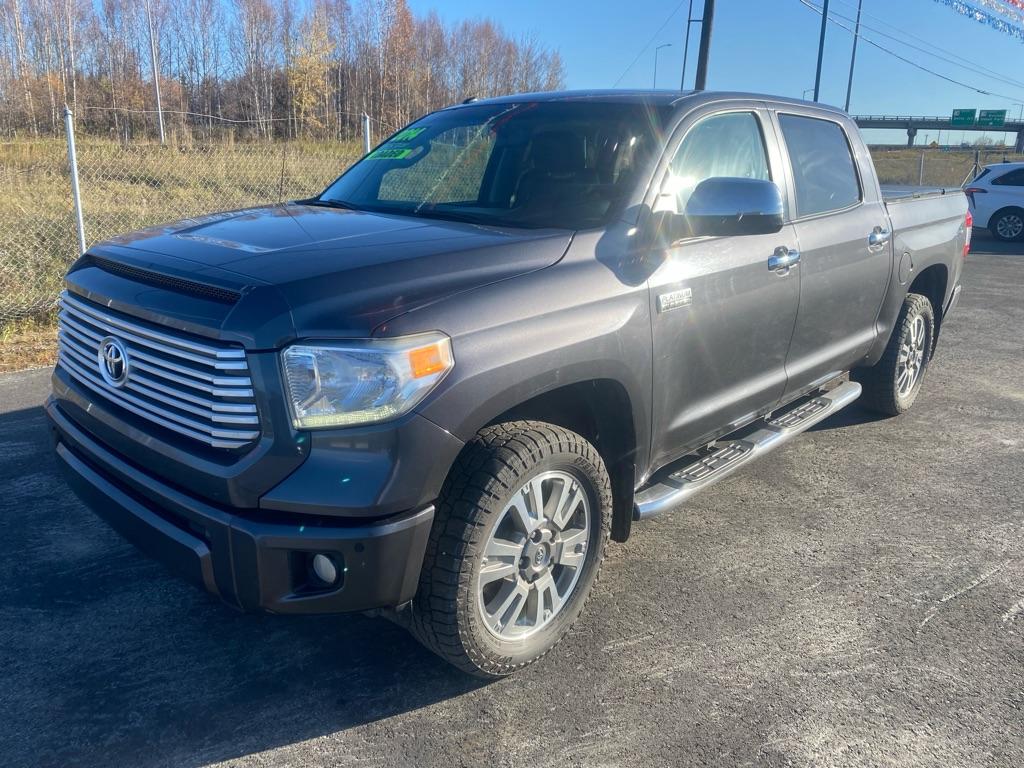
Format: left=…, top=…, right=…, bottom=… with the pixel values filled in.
left=852, top=293, right=935, bottom=416
left=409, top=420, right=611, bottom=677
left=989, top=207, right=1024, bottom=242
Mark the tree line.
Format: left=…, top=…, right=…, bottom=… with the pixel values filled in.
left=0, top=0, right=565, bottom=141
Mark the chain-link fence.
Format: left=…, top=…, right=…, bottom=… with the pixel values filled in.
left=870, top=147, right=1024, bottom=187
left=2, top=111, right=1022, bottom=329
left=0, top=109, right=368, bottom=326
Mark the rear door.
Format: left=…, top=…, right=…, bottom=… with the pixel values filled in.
left=771, top=110, right=892, bottom=398
left=647, top=104, right=800, bottom=470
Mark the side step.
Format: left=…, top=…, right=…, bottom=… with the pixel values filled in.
left=633, top=380, right=862, bottom=521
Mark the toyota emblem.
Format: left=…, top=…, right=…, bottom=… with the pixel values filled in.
left=97, top=337, right=130, bottom=387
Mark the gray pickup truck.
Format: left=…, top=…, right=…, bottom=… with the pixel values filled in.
left=48, top=90, right=970, bottom=676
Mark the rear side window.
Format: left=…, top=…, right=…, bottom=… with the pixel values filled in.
left=992, top=168, right=1024, bottom=186
left=779, top=114, right=861, bottom=217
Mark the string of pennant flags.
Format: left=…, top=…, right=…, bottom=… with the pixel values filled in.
left=932, top=0, right=1024, bottom=42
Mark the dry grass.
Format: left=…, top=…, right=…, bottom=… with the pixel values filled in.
left=871, top=147, right=1024, bottom=186
left=0, top=314, right=56, bottom=373
left=0, top=137, right=360, bottom=325
left=1, top=140, right=1021, bottom=374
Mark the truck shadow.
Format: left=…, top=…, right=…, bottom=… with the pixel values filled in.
left=807, top=402, right=890, bottom=432
left=0, top=404, right=486, bottom=768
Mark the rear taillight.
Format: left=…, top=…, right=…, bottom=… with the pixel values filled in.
left=963, top=186, right=986, bottom=207
left=964, top=210, right=973, bottom=258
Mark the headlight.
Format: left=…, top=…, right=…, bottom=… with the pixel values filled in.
left=281, top=333, right=453, bottom=429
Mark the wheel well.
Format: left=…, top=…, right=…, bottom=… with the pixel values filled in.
left=989, top=205, right=1024, bottom=231
left=485, top=380, right=638, bottom=542
left=908, top=264, right=947, bottom=348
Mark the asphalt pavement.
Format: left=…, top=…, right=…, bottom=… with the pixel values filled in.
left=1, top=237, right=1022, bottom=767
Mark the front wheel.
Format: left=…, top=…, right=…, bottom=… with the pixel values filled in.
left=852, top=292, right=935, bottom=416
left=409, top=421, right=611, bottom=677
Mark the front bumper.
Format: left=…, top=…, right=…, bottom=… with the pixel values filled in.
left=48, top=399, right=433, bottom=614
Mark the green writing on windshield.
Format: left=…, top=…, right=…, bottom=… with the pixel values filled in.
left=390, top=126, right=426, bottom=143
left=367, top=147, right=414, bottom=160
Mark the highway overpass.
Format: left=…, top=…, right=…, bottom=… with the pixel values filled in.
left=853, top=115, right=1024, bottom=151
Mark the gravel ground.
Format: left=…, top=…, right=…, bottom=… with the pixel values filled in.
left=1, top=238, right=1022, bottom=768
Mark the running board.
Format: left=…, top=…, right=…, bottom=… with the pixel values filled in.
left=633, top=380, right=862, bottom=521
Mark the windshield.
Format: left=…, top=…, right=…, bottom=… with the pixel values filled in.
left=319, top=101, right=668, bottom=230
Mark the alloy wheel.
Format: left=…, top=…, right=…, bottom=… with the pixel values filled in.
left=996, top=213, right=1024, bottom=240
left=896, top=314, right=927, bottom=397
left=477, top=470, right=591, bottom=640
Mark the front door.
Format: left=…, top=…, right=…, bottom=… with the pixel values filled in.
left=647, top=108, right=801, bottom=471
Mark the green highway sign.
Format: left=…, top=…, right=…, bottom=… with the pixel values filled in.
left=951, top=109, right=976, bottom=127
left=978, top=109, right=1007, bottom=127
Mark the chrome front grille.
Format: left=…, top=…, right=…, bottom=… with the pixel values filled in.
left=56, top=291, right=260, bottom=449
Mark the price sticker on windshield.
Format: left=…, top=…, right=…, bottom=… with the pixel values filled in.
left=367, top=147, right=415, bottom=160
left=390, top=126, right=427, bottom=143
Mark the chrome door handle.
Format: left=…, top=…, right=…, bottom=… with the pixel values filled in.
left=768, top=247, right=800, bottom=271
left=868, top=227, right=891, bottom=247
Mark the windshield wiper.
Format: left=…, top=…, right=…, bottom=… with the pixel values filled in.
left=404, top=207, right=515, bottom=227
left=299, top=197, right=363, bottom=212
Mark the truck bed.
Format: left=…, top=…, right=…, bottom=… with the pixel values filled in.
left=880, top=185, right=964, bottom=202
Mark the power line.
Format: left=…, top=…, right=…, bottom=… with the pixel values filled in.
left=612, top=0, right=689, bottom=87
left=826, top=0, right=1024, bottom=92
left=798, top=0, right=1024, bottom=102
left=831, top=0, right=1024, bottom=84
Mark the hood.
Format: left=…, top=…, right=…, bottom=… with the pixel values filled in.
left=82, top=203, right=573, bottom=346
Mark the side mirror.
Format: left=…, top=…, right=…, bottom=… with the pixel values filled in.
left=684, top=177, right=785, bottom=237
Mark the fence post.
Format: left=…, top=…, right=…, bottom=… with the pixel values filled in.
left=362, top=113, right=372, bottom=154
left=64, top=106, right=87, bottom=255
left=918, top=151, right=925, bottom=185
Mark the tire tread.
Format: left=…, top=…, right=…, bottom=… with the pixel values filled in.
left=408, top=420, right=611, bottom=677
left=853, top=292, right=934, bottom=416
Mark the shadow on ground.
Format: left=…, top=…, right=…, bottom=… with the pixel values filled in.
left=0, top=404, right=486, bottom=768
left=971, top=229, right=1023, bottom=256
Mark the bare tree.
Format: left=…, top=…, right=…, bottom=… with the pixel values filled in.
left=0, top=0, right=566, bottom=140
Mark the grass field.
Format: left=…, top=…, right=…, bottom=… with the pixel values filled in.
left=0, top=138, right=1020, bottom=372
left=871, top=146, right=1024, bottom=186
left=0, top=138, right=360, bottom=324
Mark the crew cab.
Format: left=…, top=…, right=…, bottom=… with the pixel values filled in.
left=48, top=91, right=970, bottom=676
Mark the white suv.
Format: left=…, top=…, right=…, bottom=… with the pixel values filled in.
left=965, top=162, right=1024, bottom=241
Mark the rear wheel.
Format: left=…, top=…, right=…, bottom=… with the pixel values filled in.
left=990, top=207, right=1024, bottom=242
left=409, top=421, right=611, bottom=677
left=852, top=292, right=935, bottom=416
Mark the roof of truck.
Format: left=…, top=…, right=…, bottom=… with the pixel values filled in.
left=453, top=89, right=849, bottom=116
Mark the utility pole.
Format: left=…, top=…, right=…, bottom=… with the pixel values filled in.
left=145, top=0, right=165, bottom=145
left=813, top=0, right=830, bottom=102
left=694, top=0, right=715, bottom=91
left=680, top=0, right=697, bottom=89
left=843, top=0, right=862, bottom=112
left=654, top=43, right=672, bottom=88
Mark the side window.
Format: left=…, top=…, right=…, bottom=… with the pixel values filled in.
left=992, top=169, right=1024, bottom=186
left=656, top=111, right=771, bottom=214
left=778, top=114, right=861, bottom=217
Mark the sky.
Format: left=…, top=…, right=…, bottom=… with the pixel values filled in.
left=407, top=0, right=1024, bottom=146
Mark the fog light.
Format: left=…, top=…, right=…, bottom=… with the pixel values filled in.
left=311, top=553, right=338, bottom=585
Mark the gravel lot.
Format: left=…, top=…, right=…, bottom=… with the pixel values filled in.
left=1, top=237, right=1022, bottom=768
